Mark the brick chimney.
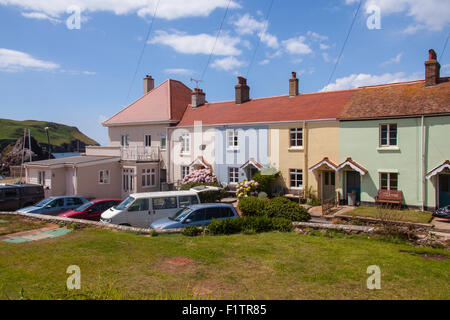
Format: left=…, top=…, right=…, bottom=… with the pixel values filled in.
left=143, top=75, right=154, bottom=94
left=289, top=72, right=299, bottom=97
left=191, top=88, right=206, bottom=108
left=425, top=49, right=440, bottom=87
left=235, top=76, right=250, bottom=104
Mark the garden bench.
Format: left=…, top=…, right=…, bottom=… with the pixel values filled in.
left=375, top=189, right=402, bottom=208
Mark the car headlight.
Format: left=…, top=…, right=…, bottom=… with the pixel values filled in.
left=100, top=218, right=111, bottom=223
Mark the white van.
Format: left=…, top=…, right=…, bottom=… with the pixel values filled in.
left=100, top=191, right=201, bottom=228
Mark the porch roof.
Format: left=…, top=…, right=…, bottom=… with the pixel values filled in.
left=308, top=157, right=338, bottom=172
left=188, top=156, right=212, bottom=169
left=336, top=157, right=368, bottom=175
left=426, top=160, right=450, bottom=179
left=240, top=158, right=264, bottom=170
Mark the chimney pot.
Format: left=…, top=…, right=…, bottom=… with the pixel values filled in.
left=191, top=88, right=206, bottom=108
left=235, top=76, right=250, bottom=104
left=143, top=75, right=154, bottom=94
left=289, top=71, right=299, bottom=97
left=425, top=49, right=440, bottom=87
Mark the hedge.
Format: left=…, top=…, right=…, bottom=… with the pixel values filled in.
left=208, top=216, right=293, bottom=235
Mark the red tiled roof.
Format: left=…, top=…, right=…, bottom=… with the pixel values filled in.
left=104, top=79, right=191, bottom=126
left=339, top=79, right=450, bottom=120
left=337, top=157, right=368, bottom=175
left=309, top=157, right=339, bottom=171
left=177, top=89, right=357, bottom=127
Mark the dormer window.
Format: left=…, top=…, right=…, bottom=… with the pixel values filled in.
left=380, top=124, right=397, bottom=146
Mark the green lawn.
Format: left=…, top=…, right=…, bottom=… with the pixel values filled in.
left=0, top=215, right=49, bottom=236
left=0, top=227, right=449, bottom=300
left=346, top=206, right=433, bottom=224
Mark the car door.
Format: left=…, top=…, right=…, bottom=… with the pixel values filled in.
left=44, top=198, right=65, bottom=215
left=127, top=198, right=151, bottom=228
left=65, top=197, right=84, bottom=213
left=84, top=203, right=105, bottom=221
left=151, top=196, right=179, bottom=222
left=185, top=208, right=208, bottom=226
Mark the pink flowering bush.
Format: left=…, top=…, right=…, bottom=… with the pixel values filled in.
left=181, top=168, right=218, bottom=185
left=236, top=180, right=259, bottom=199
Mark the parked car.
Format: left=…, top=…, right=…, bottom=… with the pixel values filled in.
left=58, top=199, right=122, bottom=221
left=433, top=205, right=450, bottom=219
left=0, top=184, right=44, bottom=211
left=150, top=203, right=239, bottom=230
left=101, top=191, right=201, bottom=228
left=17, top=196, right=88, bottom=215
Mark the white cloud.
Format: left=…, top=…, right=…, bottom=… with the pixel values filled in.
left=259, top=59, right=270, bottom=65
left=0, top=0, right=239, bottom=20
left=81, top=70, right=96, bottom=75
left=322, top=72, right=419, bottom=91
left=0, top=48, right=59, bottom=72
left=282, top=36, right=313, bottom=55
left=320, top=43, right=330, bottom=50
left=21, top=11, right=61, bottom=24
left=149, top=30, right=242, bottom=56
left=307, top=31, right=328, bottom=41
left=380, top=53, right=403, bottom=66
left=211, top=56, right=244, bottom=71
left=164, top=68, right=195, bottom=75
left=232, top=14, right=279, bottom=49
left=346, top=0, right=450, bottom=33
left=322, top=52, right=331, bottom=62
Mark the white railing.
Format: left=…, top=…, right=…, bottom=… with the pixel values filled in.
left=121, top=146, right=160, bottom=162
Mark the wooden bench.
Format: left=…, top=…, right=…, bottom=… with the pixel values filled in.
left=375, top=189, right=402, bottom=208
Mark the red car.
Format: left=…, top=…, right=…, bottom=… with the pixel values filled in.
left=58, top=199, right=121, bottom=221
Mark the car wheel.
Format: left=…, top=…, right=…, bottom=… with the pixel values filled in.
left=119, top=223, right=131, bottom=226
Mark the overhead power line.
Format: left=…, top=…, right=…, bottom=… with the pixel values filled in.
left=200, top=0, right=233, bottom=82
left=245, top=0, right=275, bottom=78
left=439, top=32, right=450, bottom=60
left=323, top=0, right=362, bottom=91
left=124, top=0, right=161, bottom=105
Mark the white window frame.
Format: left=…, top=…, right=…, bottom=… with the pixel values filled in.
left=160, top=134, right=167, bottom=150
left=38, top=171, right=46, bottom=186
left=98, top=170, right=110, bottom=184
left=181, top=166, right=190, bottom=179
left=144, top=135, right=151, bottom=147
left=181, top=133, right=190, bottom=154
left=289, top=128, right=303, bottom=148
left=379, top=124, right=397, bottom=147
left=290, top=169, right=303, bottom=189
left=226, top=129, right=239, bottom=150
left=142, top=168, right=156, bottom=188
left=379, top=172, right=398, bottom=190
left=228, top=167, right=239, bottom=184
left=121, top=135, right=129, bottom=147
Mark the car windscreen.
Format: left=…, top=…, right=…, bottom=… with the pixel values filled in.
left=170, top=207, right=194, bottom=222
left=74, top=201, right=94, bottom=212
left=115, top=196, right=135, bottom=210
left=34, top=198, right=54, bottom=207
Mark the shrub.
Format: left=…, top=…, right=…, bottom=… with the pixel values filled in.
left=236, top=180, right=259, bottom=198
left=208, top=216, right=293, bottom=235
left=258, top=192, right=268, bottom=199
left=181, top=169, right=217, bottom=185
left=252, top=170, right=280, bottom=197
left=305, top=186, right=321, bottom=206
left=182, top=225, right=203, bottom=237
left=238, top=196, right=267, bottom=216
left=264, top=197, right=310, bottom=222
left=150, top=229, right=159, bottom=237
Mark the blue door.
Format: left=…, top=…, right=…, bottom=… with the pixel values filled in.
left=346, top=171, right=361, bottom=203
left=439, top=174, right=450, bottom=208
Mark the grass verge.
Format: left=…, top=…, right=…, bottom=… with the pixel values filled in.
left=346, top=206, right=433, bottom=224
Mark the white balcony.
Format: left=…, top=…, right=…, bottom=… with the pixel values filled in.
left=121, top=146, right=160, bottom=162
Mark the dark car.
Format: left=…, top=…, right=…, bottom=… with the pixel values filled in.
left=0, top=184, right=44, bottom=211
left=17, top=196, right=88, bottom=216
left=58, top=199, right=122, bottom=221
left=433, top=205, right=450, bottom=219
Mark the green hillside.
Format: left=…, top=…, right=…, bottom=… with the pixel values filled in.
left=0, top=118, right=99, bottom=152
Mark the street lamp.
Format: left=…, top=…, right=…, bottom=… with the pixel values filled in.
left=44, top=127, right=51, bottom=159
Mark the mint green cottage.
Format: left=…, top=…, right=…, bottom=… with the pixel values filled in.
left=337, top=50, right=450, bottom=211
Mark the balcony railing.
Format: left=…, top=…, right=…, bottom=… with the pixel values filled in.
left=121, top=146, right=160, bottom=162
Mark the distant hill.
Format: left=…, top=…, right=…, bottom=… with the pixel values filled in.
left=0, top=118, right=99, bottom=155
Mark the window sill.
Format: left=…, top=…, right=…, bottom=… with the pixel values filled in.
left=227, top=147, right=239, bottom=152
left=377, top=146, right=400, bottom=151
left=288, top=147, right=304, bottom=152
left=290, top=187, right=303, bottom=190
left=180, top=152, right=191, bottom=156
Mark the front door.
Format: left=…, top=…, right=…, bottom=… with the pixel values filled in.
left=439, top=174, right=450, bottom=208
left=122, top=168, right=135, bottom=198
left=346, top=171, right=361, bottom=203
left=322, top=171, right=336, bottom=201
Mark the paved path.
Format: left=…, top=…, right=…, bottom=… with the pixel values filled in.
left=431, top=217, right=450, bottom=234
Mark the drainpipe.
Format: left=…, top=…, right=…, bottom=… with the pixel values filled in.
left=421, top=115, right=425, bottom=212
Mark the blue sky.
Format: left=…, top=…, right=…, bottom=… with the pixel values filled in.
left=0, top=0, right=449, bottom=145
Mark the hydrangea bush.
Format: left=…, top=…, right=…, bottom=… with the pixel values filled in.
left=181, top=168, right=217, bottom=185
left=236, top=180, right=259, bottom=198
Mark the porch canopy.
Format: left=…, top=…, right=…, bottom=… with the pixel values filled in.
left=188, top=156, right=212, bottom=170
left=308, top=157, right=338, bottom=172
left=426, top=160, right=450, bottom=179
left=240, top=158, right=264, bottom=171
left=336, top=157, right=368, bottom=175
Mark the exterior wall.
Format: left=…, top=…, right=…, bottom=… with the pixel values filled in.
left=214, top=125, right=269, bottom=185
left=75, top=161, right=122, bottom=199
left=339, top=115, right=450, bottom=209
left=270, top=121, right=340, bottom=198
